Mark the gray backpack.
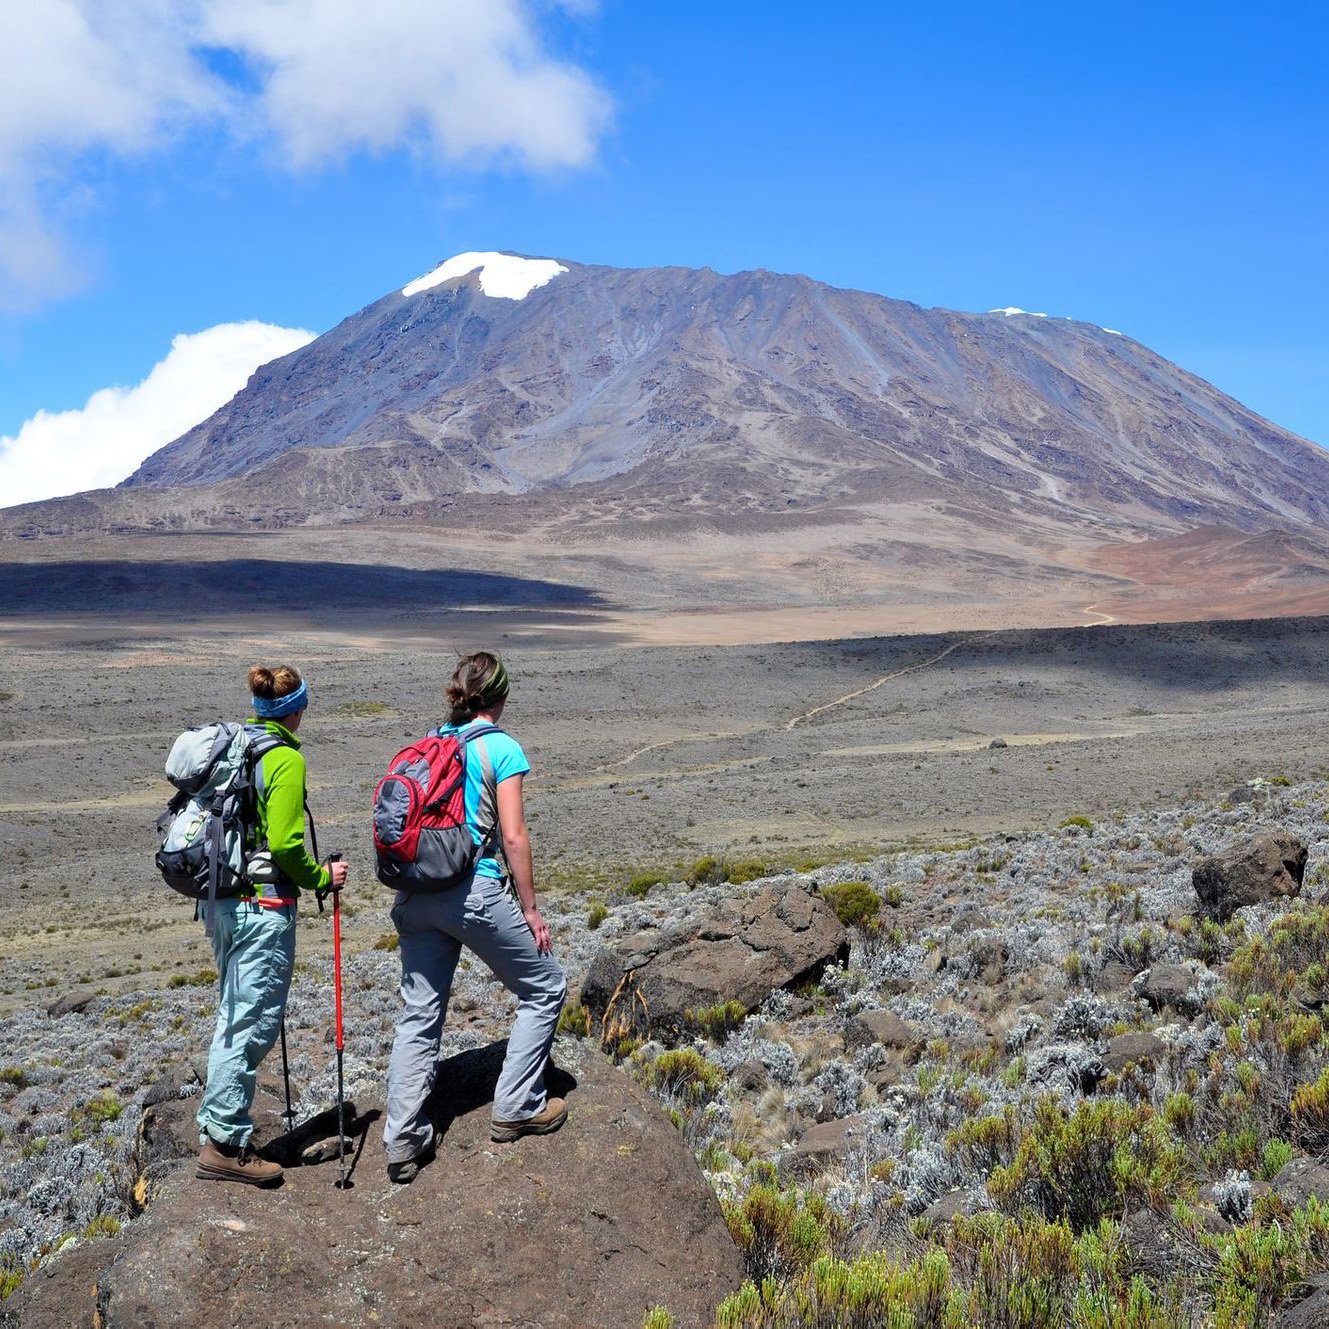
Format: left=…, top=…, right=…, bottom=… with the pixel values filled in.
left=155, top=722, right=288, bottom=933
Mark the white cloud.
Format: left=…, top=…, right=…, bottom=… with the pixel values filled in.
left=0, top=1, right=609, bottom=309
left=0, top=321, right=315, bottom=508
left=203, top=0, right=610, bottom=171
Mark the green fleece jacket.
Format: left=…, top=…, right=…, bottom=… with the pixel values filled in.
left=250, top=719, right=330, bottom=895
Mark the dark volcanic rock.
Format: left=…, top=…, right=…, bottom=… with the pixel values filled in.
left=7, top=1039, right=743, bottom=1329
left=844, top=1009, right=921, bottom=1055
left=780, top=1114, right=871, bottom=1180
left=46, top=989, right=97, bottom=1017
left=1271, top=1156, right=1329, bottom=1209
left=581, top=883, right=849, bottom=1044
left=1102, top=1032, right=1166, bottom=1075
left=1193, top=833, right=1308, bottom=922
left=1137, top=964, right=1203, bottom=1016
left=1277, top=1273, right=1329, bottom=1328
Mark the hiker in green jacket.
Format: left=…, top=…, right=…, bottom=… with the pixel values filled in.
left=195, top=664, right=349, bottom=1187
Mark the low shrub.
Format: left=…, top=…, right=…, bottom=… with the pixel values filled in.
left=946, top=1108, right=1021, bottom=1175
left=557, top=1003, right=591, bottom=1038
left=728, top=860, right=769, bottom=886
left=587, top=901, right=609, bottom=929
left=1290, top=1067, right=1329, bottom=1151
left=329, top=699, right=390, bottom=718
left=686, top=1000, right=748, bottom=1042
left=820, top=881, right=881, bottom=930
left=637, top=1048, right=724, bottom=1103
left=372, top=932, right=399, bottom=951
left=722, top=1182, right=841, bottom=1285
left=1060, top=815, right=1094, bottom=832
left=168, top=967, right=218, bottom=988
left=687, top=856, right=728, bottom=888
left=988, top=1098, right=1187, bottom=1232
left=626, top=872, right=664, bottom=899
left=1229, top=906, right=1329, bottom=999
left=1207, top=1197, right=1329, bottom=1326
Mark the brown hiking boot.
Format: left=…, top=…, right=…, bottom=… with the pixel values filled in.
left=491, top=1097, right=568, bottom=1143
left=196, top=1138, right=284, bottom=1187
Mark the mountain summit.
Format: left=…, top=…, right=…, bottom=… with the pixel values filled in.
left=120, top=253, right=1329, bottom=543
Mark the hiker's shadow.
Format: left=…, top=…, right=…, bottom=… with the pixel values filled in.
left=261, top=1103, right=381, bottom=1171
left=425, top=1040, right=578, bottom=1144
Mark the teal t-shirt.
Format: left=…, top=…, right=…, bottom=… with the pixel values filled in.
left=440, top=720, right=530, bottom=880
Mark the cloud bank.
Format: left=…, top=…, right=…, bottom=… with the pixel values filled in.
left=0, top=1, right=610, bottom=309
left=0, top=322, right=315, bottom=508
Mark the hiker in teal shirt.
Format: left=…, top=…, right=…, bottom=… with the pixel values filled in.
left=195, top=664, right=349, bottom=1187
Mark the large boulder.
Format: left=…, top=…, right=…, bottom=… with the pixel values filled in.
left=1193, top=833, right=1308, bottom=922
left=6, top=1038, right=744, bottom=1329
left=581, top=883, right=849, bottom=1044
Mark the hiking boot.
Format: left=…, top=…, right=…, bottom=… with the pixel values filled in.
left=196, top=1138, right=284, bottom=1187
left=387, top=1126, right=441, bottom=1185
left=491, top=1097, right=568, bottom=1143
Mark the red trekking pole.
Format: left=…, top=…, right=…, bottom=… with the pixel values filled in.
left=328, top=854, right=351, bottom=1190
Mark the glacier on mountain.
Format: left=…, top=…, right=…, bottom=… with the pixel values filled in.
left=402, top=252, right=568, bottom=300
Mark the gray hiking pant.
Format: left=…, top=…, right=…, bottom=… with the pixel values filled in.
left=384, top=873, right=567, bottom=1163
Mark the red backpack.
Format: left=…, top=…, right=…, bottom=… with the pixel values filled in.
left=372, top=724, right=503, bottom=892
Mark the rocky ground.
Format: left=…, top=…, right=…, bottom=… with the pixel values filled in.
left=5, top=773, right=1329, bottom=1323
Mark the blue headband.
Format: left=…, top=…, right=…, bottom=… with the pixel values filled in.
left=253, top=679, right=308, bottom=718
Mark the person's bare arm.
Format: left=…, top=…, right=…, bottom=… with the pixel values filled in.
left=496, top=774, right=550, bottom=953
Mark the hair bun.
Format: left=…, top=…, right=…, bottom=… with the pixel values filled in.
left=248, top=664, right=302, bottom=700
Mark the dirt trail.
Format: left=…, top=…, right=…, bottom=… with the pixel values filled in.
left=590, top=730, right=741, bottom=773
left=1082, top=604, right=1117, bottom=625
left=785, top=631, right=1003, bottom=731
left=591, top=630, right=1006, bottom=771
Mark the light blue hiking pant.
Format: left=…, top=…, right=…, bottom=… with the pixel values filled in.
left=196, top=899, right=296, bottom=1148
left=384, top=874, right=567, bottom=1163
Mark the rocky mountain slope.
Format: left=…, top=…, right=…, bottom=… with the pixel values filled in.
left=8, top=252, right=1329, bottom=628
left=120, top=252, right=1328, bottom=542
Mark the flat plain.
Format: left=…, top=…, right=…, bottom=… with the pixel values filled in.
left=2, top=600, right=1327, bottom=1014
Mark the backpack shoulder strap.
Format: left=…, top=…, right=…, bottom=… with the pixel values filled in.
left=245, top=728, right=292, bottom=798
left=464, top=727, right=509, bottom=859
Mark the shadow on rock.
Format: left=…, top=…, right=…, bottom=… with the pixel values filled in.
left=424, top=1038, right=579, bottom=1144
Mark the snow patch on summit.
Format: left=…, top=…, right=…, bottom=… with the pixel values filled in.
left=403, top=252, right=568, bottom=300
left=990, top=307, right=1048, bottom=318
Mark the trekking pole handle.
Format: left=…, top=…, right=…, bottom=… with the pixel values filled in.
left=320, top=851, right=343, bottom=899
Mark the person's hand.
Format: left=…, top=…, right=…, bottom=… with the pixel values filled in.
left=327, top=860, right=349, bottom=890
left=524, top=905, right=552, bottom=954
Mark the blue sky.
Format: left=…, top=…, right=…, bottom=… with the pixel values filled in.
left=1, top=0, right=1326, bottom=501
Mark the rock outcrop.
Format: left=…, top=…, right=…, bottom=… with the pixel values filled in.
left=1193, top=833, right=1308, bottom=921
left=580, top=883, right=849, bottom=1045
left=6, top=1039, right=744, bottom=1329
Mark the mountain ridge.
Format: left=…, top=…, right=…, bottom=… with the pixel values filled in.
left=115, top=253, right=1328, bottom=542
left=6, top=253, right=1329, bottom=632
